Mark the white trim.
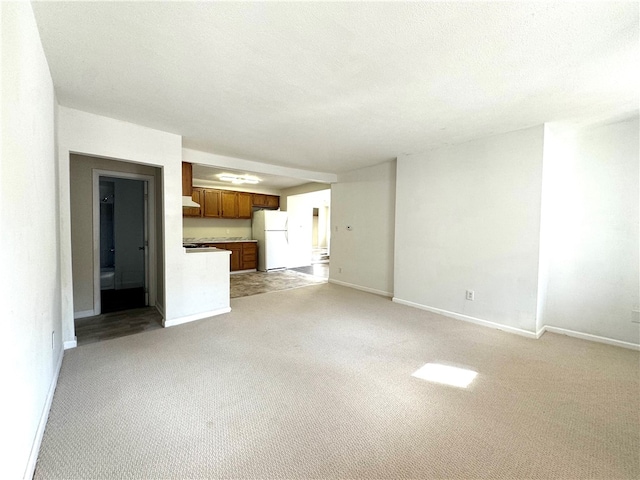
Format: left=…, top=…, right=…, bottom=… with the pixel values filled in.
left=23, top=348, right=64, bottom=479
left=92, top=170, right=157, bottom=315
left=540, top=326, right=640, bottom=351
left=391, top=297, right=539, bottom=339
left=155, top=302, right=165, bottom=321
left=230, top=269, right=257, bottom=275
left=163, top=307, right=232, bottom=328
left=63, top=338, right=77, bottom=350
left=328, top=278, right=393, bottom=297
left=73, top=309, right=95, bottom=319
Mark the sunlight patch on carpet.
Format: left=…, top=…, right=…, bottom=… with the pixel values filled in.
left=412, top=363, right=477, bottom=388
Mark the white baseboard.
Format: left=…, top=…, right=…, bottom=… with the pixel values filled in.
left=231, top=269, right=257, bottom=275
left=328, top=279, right=393, bottom=297
left=163, top=306, right=231, bottom=328
left=155, top=302, right=165, bottom=320
left=391, top=297, right=539, bottom=339
left=73, top=309, right=94, bottom=319
left=540, top=326, right=640, bottom=351
left=24, top=347, right=64, bottom=479
left=63, top=337, right=77, bottom=350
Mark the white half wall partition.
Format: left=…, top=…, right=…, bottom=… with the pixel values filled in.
left=394, top=126, right=545, bottom=336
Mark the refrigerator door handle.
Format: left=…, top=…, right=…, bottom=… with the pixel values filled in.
left=284, top=219, right=289, bottom=243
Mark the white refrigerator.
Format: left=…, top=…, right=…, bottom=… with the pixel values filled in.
left=252, top=210, right=289, bottom=271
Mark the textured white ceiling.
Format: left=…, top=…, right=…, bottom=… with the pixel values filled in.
left=32, top=1, right=638, bottom=173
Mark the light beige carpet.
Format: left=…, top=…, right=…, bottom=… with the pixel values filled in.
left=35, top=284, right=639, bottom=479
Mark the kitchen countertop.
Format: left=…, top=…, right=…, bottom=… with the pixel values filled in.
left=184, top=237, right=258, bottom=244
left=185, top=247, right=231, bottom=253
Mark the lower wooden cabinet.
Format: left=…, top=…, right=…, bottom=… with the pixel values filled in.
left=241, top=242, right=257, bottom=270
left=225, top=243, right=242, bottom=271
left=208, top=242, right=257, bottom=272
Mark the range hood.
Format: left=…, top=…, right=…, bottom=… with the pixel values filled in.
left=182, top=162, right=201, bottom=208
left=182, top=196, right=200, bottom=208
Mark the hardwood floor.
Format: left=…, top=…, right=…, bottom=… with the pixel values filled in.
left=75, top=307, right=162, bottom=346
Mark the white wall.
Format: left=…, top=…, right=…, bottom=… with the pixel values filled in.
left=183, top=217, right=252, bottom=240
left=330, top=161, right=396, bottom=296
left=280, top=182, right=331, bottom=211
left=0, top=3, right=62, bottom=478
left=394, top=127, right=545, bottom=334
left=58, top=107, right=230, bottom=335
left=541, top=117, right=639, bottom=345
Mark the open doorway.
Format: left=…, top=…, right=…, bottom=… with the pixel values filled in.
left=98, top=176, right=146, bottom=312
left=311, top=205, right=330, bottom=265
left=287, top=189, right=331, bottom=278
left=92, top=169, right=157, bottom=315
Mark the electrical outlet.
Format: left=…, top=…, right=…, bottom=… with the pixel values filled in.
left=338, top=267, right=342, bottom=273
left=465, top=290, right=475, bottom=301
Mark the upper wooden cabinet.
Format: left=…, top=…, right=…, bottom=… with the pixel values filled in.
left=252, top=193, right=280, bottom=209
left=237, top=193, right=252, bottom=219
left=220, top=191, right=238, bottom=218
left=252, top=193, right=266, bottom=206
left=183, top=187, right=280, bottom=218
left=265, top=195, right=279, bottom=208
left=203, top=189, right=221, bottom=218
left=182, top=162, right=193, bottom=196
left=183, top=188, right=202, bottom=217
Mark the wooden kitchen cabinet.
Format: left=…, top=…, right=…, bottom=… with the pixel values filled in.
left=252, top=193, right=280, bottom=209
left=252, top=193, right=266, bottom=206
left=183, top=188, right=203, bottom=217
left=265, top=195, right=279, bottom=208
left=225, top=243, right=242, bottom=271
left=237, top=193, right=252, bottom=219
left=183, top=187, right=279, bottom=218
left=241, top=242, right=257, bottom=270
left=182, top=162, right=193, bottom=196
left=220, top=191, right=238, bottom=218
left=210, top=242, right=257, bottom=272
left=203, top=189, right=221, bottom=218
left=221, top=191, right=252, bottom=219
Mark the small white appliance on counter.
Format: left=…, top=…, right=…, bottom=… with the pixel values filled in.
left=252, top=210, right=289, bottom=271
